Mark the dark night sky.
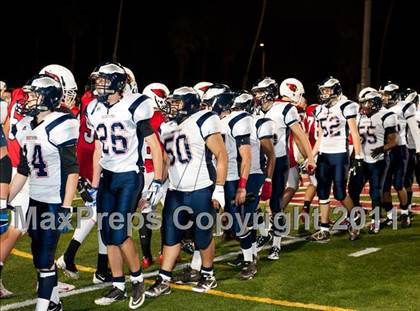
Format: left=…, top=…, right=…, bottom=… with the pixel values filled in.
left=1, top=0, right=419, bottom=103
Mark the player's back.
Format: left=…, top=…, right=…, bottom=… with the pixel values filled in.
left=387, top=100, right=416, bottom=146
left=160, top=110, right=221, bottom=192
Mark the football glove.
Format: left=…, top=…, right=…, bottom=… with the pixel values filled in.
left=57, top=206, right=73, bottom=233
left=212, top=185, right=225, bottom=210
left=371, top=146, right=385, bottom=159
left=350, top=156, right=364, bottom=176
left=260, top=178, right=272, bottom=201
left=85, top=188, right=98, bottom=209
left=147, top=180, right=163, bottom=208
left=77, top=177, right=96, bottom=204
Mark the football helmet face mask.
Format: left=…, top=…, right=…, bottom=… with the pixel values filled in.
left=39, top=64, right=78, bottom=108
left=251, top=77, right=278, bottom=113
left=165, top=87, right=201, bottom=123
left=20, top=74, right=63, bottom=117
left=203, top=84, right=235, bottom=115
left=142, top=83, right=170, bottom=110
left=232, top=91, right=255, bottom=114
left=379, top=81, right=400, bottom=108
left=92, top=62, right=127, bottom=102
left=317, top=77, right=342, bottom=107
left=279, top=78, right=305, bottom=104
left=359, top=91, right=383, bottom=117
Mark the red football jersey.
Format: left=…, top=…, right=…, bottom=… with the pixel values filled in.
left=304, top=104, right=319, bottom=148
left=7, top=88, right=25, bottom=167
left=144, top=110, right=166, bottom=173
left=76, top=91, right=96, bottom=181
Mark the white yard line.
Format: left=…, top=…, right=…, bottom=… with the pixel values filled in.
left=348, top=247, right=381, bottom=257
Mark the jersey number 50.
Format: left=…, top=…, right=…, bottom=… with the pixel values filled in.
left=164, top=134, right=192, bottom=165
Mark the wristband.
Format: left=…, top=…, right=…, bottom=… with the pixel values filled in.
left=238, top=177, right=247, bottom=189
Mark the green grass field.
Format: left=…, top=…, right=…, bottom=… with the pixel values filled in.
left=1, top=194, right=419, bottom=311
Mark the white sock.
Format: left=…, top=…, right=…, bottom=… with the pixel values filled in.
left=408, top=204, right=412, bottom=212
left=35, top=298, right=50, bottom=311
left=98, top=229, right=107, bottom=255
left=272, top=236, right=282, bottom=249
left=387, top=210, right=393, bottom=219
left=73, top=218, right=95, bottom=243
left=190, top=251, right=202, bottom=271
left=320, top=226, right=330, bottom=232
left=242, top=247, right=253, bottom=262
left=159, top=273, right=171, bottom=282
left=401, top=209, right=409, bottom=215
left=50, top=285, right=59, bottom=304
left=258, top=223, right=269, bottom=237
left=130, top=274, right=144, bottom=283
left=251, top=242, right=257, bottom=256
left=112, top=281, right=125, bottom=291
left=0, top=199, right=6, bottom=209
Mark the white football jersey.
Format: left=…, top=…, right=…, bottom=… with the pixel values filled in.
left=357, top=108, right=397, bottom=163
left=386, top=100, right=416, bottom=146
left=220, top=111, right=253, bottom=181
left=263, top=102, right=300, bottom=158
left=314, top=98, right=358, bottom=154
left=250, top=116, right=275, bottom=175
left=159, top=110, right=221, bottom=191
left=406, top=109, right=420, bottom=150
left=86, top=93, right=154, bottom=173
left=15, top=112, right=79, bottom=204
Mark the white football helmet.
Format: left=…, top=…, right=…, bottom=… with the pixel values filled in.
left=39, top=64, right=77, bottom=107
left=358, top=87, right=377, bottom=102
left=279, top=78, right=305, bottom=104
left=194, top=81, right=213, bottom=99
left=142, top=83, right=170, bottom=109
left=123, top=66, right=138, bottom=94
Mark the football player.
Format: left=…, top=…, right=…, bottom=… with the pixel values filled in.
left=55, top=66, right=112, bottom=284
left=310, top=77, right=363, bottom=242
left=348, top=90, right=398, bottom=234
left=232, top=90, right=276, bottom=278
left=252, top=77, right=316, bottom=259
left=7, top=74, right=79, bottom=310
left=401, top=88, right=420, bottom=218
left=145, top=86, right=227, bottom=296
left=87, top=62, right=163, bottom=309
left=380, top=82, right=420, bottom=227
left=139, top=82, right=169, bottom=268
left=206, top=85, right=255, bottom=279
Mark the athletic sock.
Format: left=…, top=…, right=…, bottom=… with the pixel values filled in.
left=191, top=250, right=202, bottom=271
left=96, top=254, right=109, bottom=274
left=241, top=247, right=253, bottom=262
left=272, top=236, right=282, bottom=249
left=37, top=269, right=57, bottom=309
left=320, top=223, right=330, bottom=232
left=303, top=200, right=311, bottom=210
left=130, top=269, right=143, bottom=283
left=201, top=266, right=214, bottom=276
left=112, top=276, right=125, bottom=291
left=64, top=239, right=81, bottom=267
left=159, top=269, right=172, bottom=281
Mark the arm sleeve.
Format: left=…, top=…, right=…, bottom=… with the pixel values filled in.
left=0, top=100, right=8, bottom=124
left=256, top=118, right=275, bottom=139
left=129, top=95, right=154, bottom=124
left=59, top=145, right=79, bottom=175
left=284, top=104, right=300, bottom=126
left=47, top=116, right=79, bottom=147
left=17, top=148, right=30, bottom=176
left=402, top=102, right=416, bottom=120
left=137, top=119, right=154, bottom=137
left=341, top=101, right=359, bottom=119
left=197, top=112, right=221, bottom=139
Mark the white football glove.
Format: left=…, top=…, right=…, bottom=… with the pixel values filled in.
left=147, top=180, right=163, bottom=208
left=212, top=185, right=225, bottom=210
left=85, top=188, right=98, bottom=209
